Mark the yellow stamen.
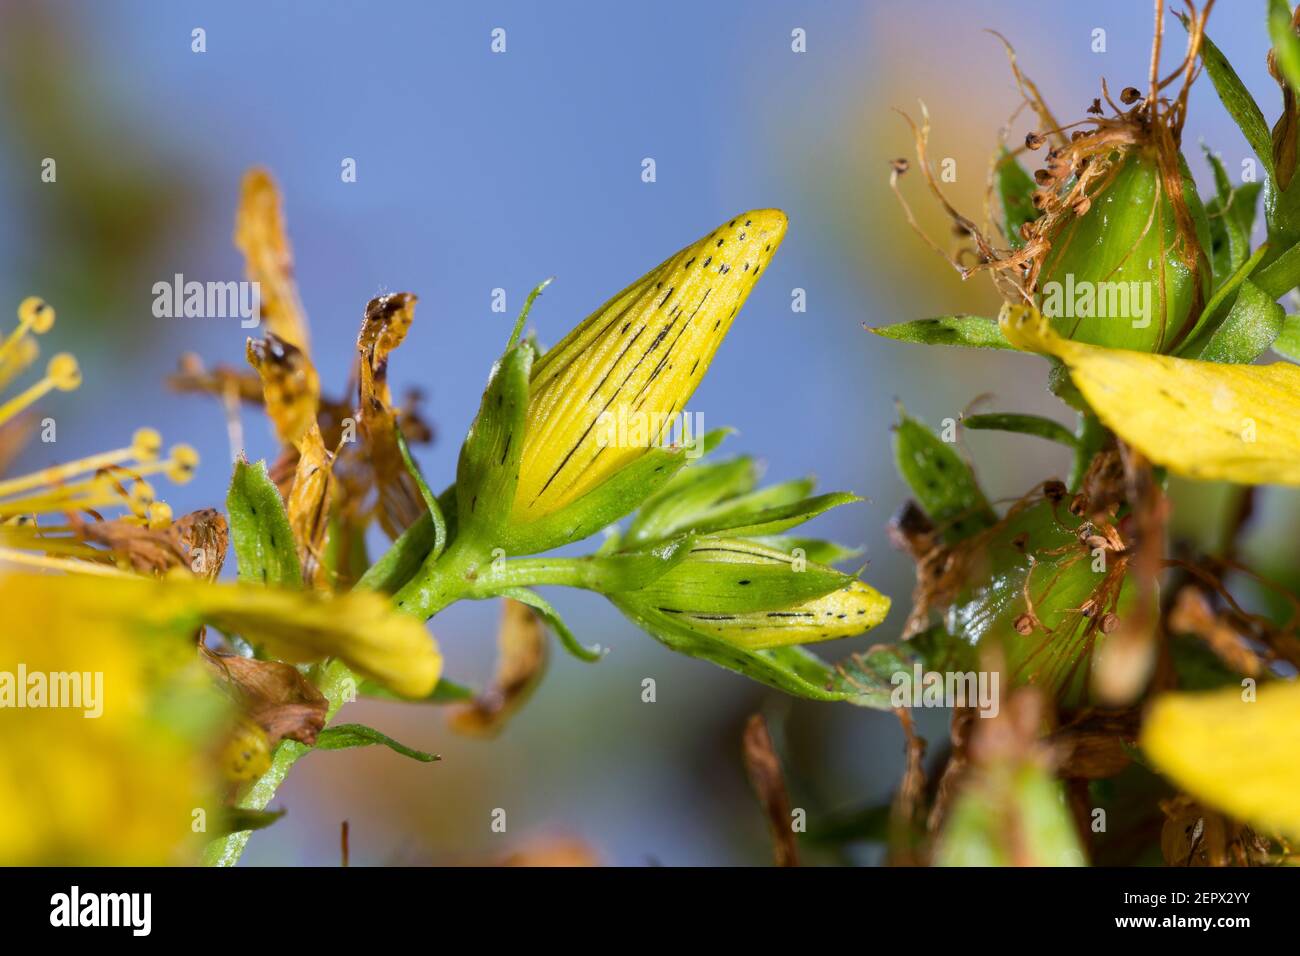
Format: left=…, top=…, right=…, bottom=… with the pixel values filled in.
left=0, top=297, right=55, bottom=367
left=0, top=354, right=81, bottom=427
left=0, top=546, right=131, bottom=577
left=0, top=428, right=162, bottom=499
left=147, top=501, right=173, bottom=530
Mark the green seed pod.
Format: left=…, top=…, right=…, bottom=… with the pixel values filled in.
left=943, top=498, right=1143, bottom=708
left=1033, top=144, right=1212, bottom=354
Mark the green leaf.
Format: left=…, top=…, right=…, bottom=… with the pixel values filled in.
left=314, top=723, right=440, bottom=762
left=746, top=535, right=863, bottom=566
left=624, top=456, right=758, bottom=545
left=499, top=586, right=604, bottom=662
left=1203, top=147, right=1258, bottom=286
left=687, top=491, right=862, bottom=539
left=893, top=408, right=996, bottom=543
left=226, top=459, right=302, bottom=588
left=215, top=807, right=286, bottom=836
left=996, top=150, right=1038, bottom=249
left=962, top=412, right=1078, bottom=448
left=1271, top=0, right=1300, bottom=96
left=1194, top=279, right=1285, bottom=363
left=1193, top=24, right=1275, bottom=180
left=871, top=316, right=1012, bottom=350
left=1272, top=313, right=1300, bottom=360
left=394, top=422, right=447, bottom=563
left=456, top=342, right=533, bottom=541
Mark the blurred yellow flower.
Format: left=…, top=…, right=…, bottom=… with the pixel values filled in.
left=1142, top=680, right=1300, bottom=841
left=0, top=573, right=227, bottom=865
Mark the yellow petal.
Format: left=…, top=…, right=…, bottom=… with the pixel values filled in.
left=1001, top=304, right=1300, bottom=485
left=1141, top=681, right=1300, bottom=840
left=235, top=168, right=311, bottom=354
left=514, top=210, right=787, bottom=520
left=0, top=572, right=227, bottom=864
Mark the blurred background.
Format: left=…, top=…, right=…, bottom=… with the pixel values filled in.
left=0, top=0, right=1291, bottom=865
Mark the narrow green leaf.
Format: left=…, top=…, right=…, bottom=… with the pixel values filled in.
left=500, top=586, right=604, bottom=662
left=216, top=807, right=286, bottom=836
left=1203, top=147, right=1256, bottom=285
left=394, top=422, right=447, bottom=562
left=314, top=722, right=440, bottom=762
left=688, top=491, right=862, bottom=538
left=226, top=459, right=302, bottom=588
left=872, top=316, right=1012, bottom=350
left=1193, top=24, right=1275, bottom=179
left=893, top=409, right=997, bottom=543
left=962, top=412, right=1078, bottom=448
left=746, top=535, right=863, bottom=566
left=1195, top=279, right=1285, bottom=363
left=1271, top=0, right=1300, bottom=96
left=624, top=457, right=758, bottom=545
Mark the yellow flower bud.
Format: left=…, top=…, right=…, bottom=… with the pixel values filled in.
left=512, top=210, right=787, bottom=523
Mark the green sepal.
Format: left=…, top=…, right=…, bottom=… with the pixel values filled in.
left=962, top=412, right=1078, bottom=449
left=624, top=455, right=758, bottom=545
left=1193, top=279, right=1285, bottom=364
left=500, top=429, right=732, bottom=555
left=499, top=586, right=604, bottom=662
left=314, top=722, right=440, bottom=762
left=394, top=421, right=447, bottom=562
left=871, top=316, right=1012, bottom=350
left=687, top=491, right=861, bottom=538
left=892, top=408, right=996, bottom=543
left=354, top=486, right=455, bottom=595
left=456, top=340, right=533, bottom=541
left=227, top=458, right=302, bottom=588
left=745, top=535, right=863, bottom=566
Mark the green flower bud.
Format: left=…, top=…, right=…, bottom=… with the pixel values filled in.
left=1032, top=143, right=1211, bottom=354
left=611, top=538, right=888, bottom=651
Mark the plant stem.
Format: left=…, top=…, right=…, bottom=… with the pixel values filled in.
left=1069, top=411, right=1108, bottom=491
left=204, top=541, right=596, bottom=865
left=201, top=657, right=355, bottom=866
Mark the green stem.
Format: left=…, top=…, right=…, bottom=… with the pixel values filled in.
left=201, top=658, right=355, bottom=866
left=204, top=535, right=596, bottom=865
left=1068, top=411, right=1108, bottom=492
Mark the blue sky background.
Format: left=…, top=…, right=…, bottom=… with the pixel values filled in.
left=0, top=1, right=1283, bottom=864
